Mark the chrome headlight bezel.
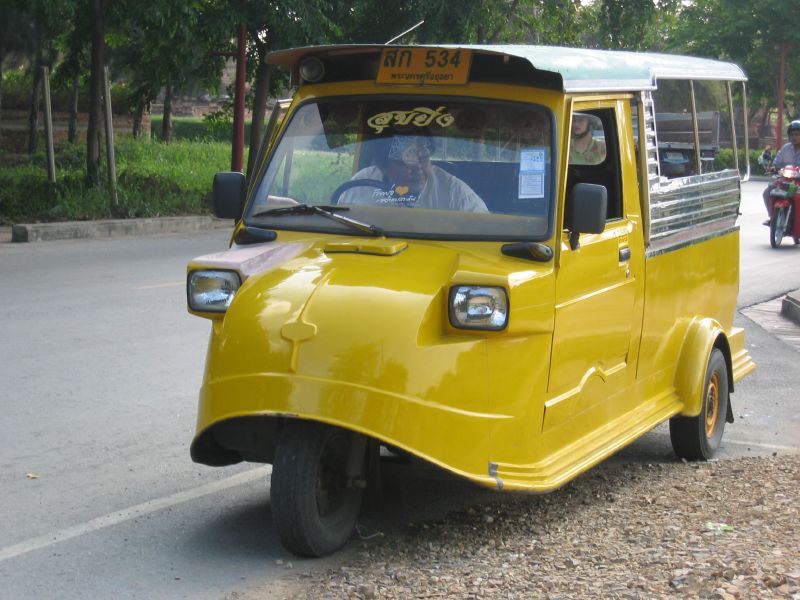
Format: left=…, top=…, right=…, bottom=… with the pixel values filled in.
left=448, top=285, right=509, bottom=331
left=187, top=269, right=241, bottom=314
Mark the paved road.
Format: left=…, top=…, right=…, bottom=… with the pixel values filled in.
left=0, top=180, right=798, bottom=599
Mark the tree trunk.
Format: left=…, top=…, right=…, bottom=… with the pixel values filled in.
left=68, top=73, right=79, bottom=143
left=246, top=48, right=272, bottom=177
left=28, top=52, right=43, bottom=154
left=161, top=76, right=173, bottom=142
left=132, top=106, right=142, bottom=138
left=87, top=0, right=105, bottom=187
left=0, top=48, right=4, bottom=145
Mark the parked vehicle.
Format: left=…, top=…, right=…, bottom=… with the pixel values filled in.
left=186, top=44, right=756, bottom=557
left=768, top=164, right=800, bottom=247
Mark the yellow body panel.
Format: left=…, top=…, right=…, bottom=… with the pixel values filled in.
left=189, top=70, right=754, bottom=492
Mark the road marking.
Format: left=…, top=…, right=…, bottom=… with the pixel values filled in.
left=723, top=439, right=800, bottom=452
left=652, top=431, right=799, bottom=453
left=0, top=466, right=271, bottom=564
left=132, top=281, right=184, bottom=290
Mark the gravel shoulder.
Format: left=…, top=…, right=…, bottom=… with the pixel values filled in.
left=243, top=453, right=799, bottom=600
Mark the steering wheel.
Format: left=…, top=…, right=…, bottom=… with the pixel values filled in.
left=330, top=179, right=390, bottom=205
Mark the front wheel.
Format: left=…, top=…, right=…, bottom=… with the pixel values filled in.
left=271, top=421, right=366, bottom=557
left=770, top=207, right=787, bottom=248
left=670, top=348, right=729, bottom=461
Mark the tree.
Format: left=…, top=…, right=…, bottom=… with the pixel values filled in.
left=0, top=1, right=34, bottom=144
left=668, top=0, right=800, bottom=136
left=240, top=0, right=337, bottom=175
left=19, top=0, right=76, bottom=153
left=109, top=0, right=230, bottom=142
left=87, top=0, right=105, bottom=187
left=53, top=2, right=91, bottom=144
left=583, top=0, right=681, bottom=51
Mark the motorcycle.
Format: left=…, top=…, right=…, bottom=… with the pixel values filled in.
left=768, top=165, right=800, bottom=248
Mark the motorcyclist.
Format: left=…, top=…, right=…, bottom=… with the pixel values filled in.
left=763, top=119, right=800, bottom=224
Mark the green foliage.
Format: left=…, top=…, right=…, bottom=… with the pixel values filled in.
left=667, top=0, right=800, bottom=115
left=1, top=69, right=140, bottom=114
left=713, top=148, right=763, bottom=174
left=150, top=115, right=253, bottom=142
left=0, top=138, right=233, bottom=223
left=0, top=69, right=31, bottom=109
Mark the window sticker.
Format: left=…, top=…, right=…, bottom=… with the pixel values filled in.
left=367, top=106, right=454, bottom=134
left=519, top=147, right=546, bottom=199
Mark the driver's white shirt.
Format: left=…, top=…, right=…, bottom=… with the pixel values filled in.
left=338, top=165, right=488, bottom=213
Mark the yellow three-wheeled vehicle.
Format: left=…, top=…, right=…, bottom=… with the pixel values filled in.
left=187, top=44, right=755, bottom=557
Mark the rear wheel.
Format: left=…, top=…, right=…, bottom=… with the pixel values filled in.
left=271, top=421, right=366, bottom=557
left=770, top=207, right=787, bottom=248
left=670, top=348, right=729, bottom=461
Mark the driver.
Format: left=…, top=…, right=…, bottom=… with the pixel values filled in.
left=338, top=135, right=488, bottom=213
left=762, top=119, right=800, bottom=224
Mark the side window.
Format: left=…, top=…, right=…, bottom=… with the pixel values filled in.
left=567, top=108, right=622, bottom=221
left=652, top=79, right=697, bottom=178
left=693, top=80, right=733, bottom=174
left=732, top=81, right=748, bottom=178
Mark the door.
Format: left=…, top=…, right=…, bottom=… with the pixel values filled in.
left=544, top=100, right=644, bottom=432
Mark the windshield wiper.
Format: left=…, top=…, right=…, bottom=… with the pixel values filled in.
left=251, top=204, right=383, bottom=236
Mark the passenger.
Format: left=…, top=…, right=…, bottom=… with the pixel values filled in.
left=762, top=120, right=800, bottom=224
left=339, top=135, right=488, bottom=213
left=569, top=113, right=606, bottom=165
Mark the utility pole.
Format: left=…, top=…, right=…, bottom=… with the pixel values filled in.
left=777, top=43, right=787, bottom=148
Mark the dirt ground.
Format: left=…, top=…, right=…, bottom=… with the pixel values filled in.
left=236, top=453, right=800, bottom=599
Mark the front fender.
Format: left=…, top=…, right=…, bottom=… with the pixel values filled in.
left=673, top=317, right=732, bottom=419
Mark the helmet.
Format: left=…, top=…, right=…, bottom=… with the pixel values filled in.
left=787, top=120, right=800, bottom=134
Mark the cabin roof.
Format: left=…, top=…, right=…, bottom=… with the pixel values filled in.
left=267, top=44, right=747, bottom=93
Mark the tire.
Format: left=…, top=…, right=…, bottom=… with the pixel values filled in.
left=770, top=207, right=786, bottom=248
left=670, top=348, right=729, bottom=461
left=270, top=420, right=365, bottom=557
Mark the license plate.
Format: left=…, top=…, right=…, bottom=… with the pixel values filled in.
left=376, top=48, right=472, bottom=86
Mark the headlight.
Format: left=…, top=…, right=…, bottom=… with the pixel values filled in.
left=449, top=286, right=508, bottom=331
left=187, top=270, right=241, bottom=314
left=299, top=56, right=325, bottom=83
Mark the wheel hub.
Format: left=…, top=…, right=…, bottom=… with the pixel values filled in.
left=705, top=372, right=720, bottom=437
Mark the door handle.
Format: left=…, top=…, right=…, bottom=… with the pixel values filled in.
left=619, top=246, right=631, bottom=262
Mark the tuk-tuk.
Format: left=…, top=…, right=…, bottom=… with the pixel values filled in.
left=186, top=44, right=756, bottom=557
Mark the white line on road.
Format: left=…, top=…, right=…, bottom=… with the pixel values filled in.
left=0, top=466, right=271, bottom=564
left=651, top=431, right=799, bottom=453
left=131, top=281, right=184, bottom=290
left=723, top=439, right=800, bottom=452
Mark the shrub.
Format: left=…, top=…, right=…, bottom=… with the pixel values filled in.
left=0, top=138, right=234, bottom=223
left=712, top=148, right=761, bottom=174
left=1, top=70, right=32, bottom=110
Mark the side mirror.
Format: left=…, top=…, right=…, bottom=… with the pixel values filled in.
left=212, top=171, right=246, bottom=220
left=566, top=183, right=607, bottom=249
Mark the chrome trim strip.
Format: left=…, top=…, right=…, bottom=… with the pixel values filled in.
left=646, top=225, right=738, bottom=258
left=647, top=170, right=740, bottom=254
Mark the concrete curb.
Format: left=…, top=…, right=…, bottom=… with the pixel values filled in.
left=10, top=216, right=231, bottom=243
left=782, top=290, right=800, bottom=327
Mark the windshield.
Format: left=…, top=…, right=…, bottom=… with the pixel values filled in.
left=247, top=97, right=555, bottom=240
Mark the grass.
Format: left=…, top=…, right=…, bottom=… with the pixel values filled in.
left=150, top=115, right=253, bottom=142
left=0, top=137, right=239, bottom=223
